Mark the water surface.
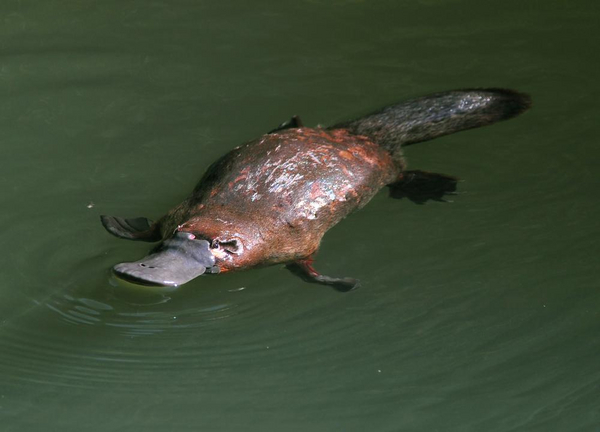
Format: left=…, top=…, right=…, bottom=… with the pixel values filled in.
left=1, top=1, right=599, bottom=431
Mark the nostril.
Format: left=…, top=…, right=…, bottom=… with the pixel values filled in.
left=139, top=263, right=156, bottom=269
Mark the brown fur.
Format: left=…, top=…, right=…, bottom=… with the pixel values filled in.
left=157, top=128, right=398, bottom=272
left=103, top=88, right=531, bottom=287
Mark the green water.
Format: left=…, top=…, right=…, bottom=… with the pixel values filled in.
left=1, top=1, right=599, bottom=431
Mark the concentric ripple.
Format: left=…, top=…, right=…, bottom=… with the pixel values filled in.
left=0, top=204, right=364, bottom=392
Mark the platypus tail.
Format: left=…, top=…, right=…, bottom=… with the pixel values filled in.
left=328, top=88, right=531, bottom=154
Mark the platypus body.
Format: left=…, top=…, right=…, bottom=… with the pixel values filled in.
left=102, top=89, right=531, bottom=290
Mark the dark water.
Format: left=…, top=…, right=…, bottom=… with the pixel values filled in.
left=1, top=1, right=599, bottom=431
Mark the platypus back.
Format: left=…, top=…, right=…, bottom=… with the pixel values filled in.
left=329, top=88, right=531, bottom=157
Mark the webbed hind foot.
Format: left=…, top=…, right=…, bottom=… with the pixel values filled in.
left=286, top=258, right=360, bottom=292
left=268, top=115, right=303, bottom=134
left=388, top=170, right=458, bottom=204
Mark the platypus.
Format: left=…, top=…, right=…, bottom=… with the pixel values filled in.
left=101, top=88, right=531, bottom=290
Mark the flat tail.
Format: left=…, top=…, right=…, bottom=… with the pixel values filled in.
left=328, top=88, right=532, bottom=151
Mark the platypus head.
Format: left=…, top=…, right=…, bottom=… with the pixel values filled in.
left=101, top=214, right=258, bottom=287
left=111, top=231, right=219, bottom=287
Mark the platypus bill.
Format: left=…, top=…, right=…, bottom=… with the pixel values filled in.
left=101, top=88, right=531, bottom=291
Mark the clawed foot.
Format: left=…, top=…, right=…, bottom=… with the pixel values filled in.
left=286, top=259, right=360, bottom=292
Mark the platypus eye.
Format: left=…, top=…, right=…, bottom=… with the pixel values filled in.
left=211, top=238, right=243, bottom=254
left=221, top=239, right=243, bottom=254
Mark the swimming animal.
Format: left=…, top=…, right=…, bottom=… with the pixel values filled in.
left=101, top=88, right=531, bottom=290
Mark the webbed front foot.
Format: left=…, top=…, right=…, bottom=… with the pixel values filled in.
left=286, top=258, right=360, bottom=292
left=100, top=215, right=162, bottom=242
